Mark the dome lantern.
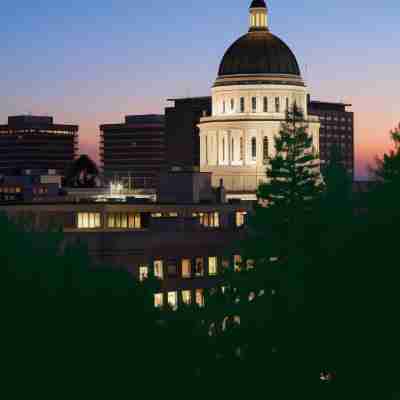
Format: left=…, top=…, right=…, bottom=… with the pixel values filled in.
left=249, top=0, right=268, bottom=31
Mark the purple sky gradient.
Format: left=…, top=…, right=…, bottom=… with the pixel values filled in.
left=1, top=0, right=399, bottom=179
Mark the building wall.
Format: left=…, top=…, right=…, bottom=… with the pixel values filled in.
left=100, top=115, right=165, bottom=188
left=199, top=84, right=320, bottom=192
left=0, top=116, right=78, bottom=176
left=165, top=97, right=212, bottom=169
left=308, top=100, right=354, bottom=178
left=1, top=202, right=250, bottom=308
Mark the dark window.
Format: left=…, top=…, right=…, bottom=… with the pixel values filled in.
left=251, top=97, right=257, bottom=112
left=263, top=97, right=268, bottom=112
left=252, top=137, right=257, bottom=159
left=240, top=97, right=245, bottom=113
left=263, top=137, right=269, bottom=163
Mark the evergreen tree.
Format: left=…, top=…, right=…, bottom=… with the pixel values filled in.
left=201, top=108, right=324, bottom=396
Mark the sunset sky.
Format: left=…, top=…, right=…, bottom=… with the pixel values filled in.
left=1, top=0, right=399, bottom=179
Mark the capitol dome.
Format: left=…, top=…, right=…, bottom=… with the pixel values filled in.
left=218, top=31, right=301, bottom=77
left=215, top=0, right=301, bottom=84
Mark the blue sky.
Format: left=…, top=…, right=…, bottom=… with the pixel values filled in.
left=1, top=0, right=399, bottom=177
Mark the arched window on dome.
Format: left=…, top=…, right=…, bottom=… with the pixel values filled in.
left=263, top=137, right=269, bottom=164
left=251, top=137, right=257, bottom=160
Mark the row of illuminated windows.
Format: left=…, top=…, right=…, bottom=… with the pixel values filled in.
left=154, top=289, right=205, bottom=310
left=77, top=211, right=247, bottom=230
left=221, top=96, right=291, bottom=114
left=139, top=256, right=221, bottom=281
left=0, top=187, right=22, bottom=193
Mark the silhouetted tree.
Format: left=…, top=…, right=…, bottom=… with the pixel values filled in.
left=65, top=154, right=99, bottom=187
left=0, top=213, right=198, bottom=397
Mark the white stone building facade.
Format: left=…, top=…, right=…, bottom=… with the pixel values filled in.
left=199, top=0, right=320, bottom=196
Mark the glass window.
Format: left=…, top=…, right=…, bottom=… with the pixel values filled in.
left=275, top=97, right=280, bottom=113
left=234, top=254, right=242, bottom=271
left=196, top=289, right=204, bottom=307
left=208, top=257, right=218, bottom=276
left=263, top=136, right=269, bottom=163
left=139, top=265, right=149, bottom=282
left=154, top=293, right=164, bottom=308
left=230, top=98, right=235, bottom=111
left=182, top=259, right=191, bottom=278
left=235, top=211, right=247, bottom=227
left=240, top=97, right=245, bottom=113
left=121, top=213, right=128, bottom=228
left=198, top=212, right=219, bottom=228
left=251, top=137, right=257, bottom=159
left=107, top=214, right=115, bottom=228
left=222, top=259, right=230, bottom=270
left=240, top=137, right=244, bottom=161
left=167, top=261, right=178, bottom=278
left=167, top=291, right=178, bottom=310
left=195, top=257, right=204, bottom=276
left=77, top=213, right=101, bottom=229
left=107, top=213, right=141, bottom=229
left=251, top=97, right=257, bottom=112
left=154, top=260, right=163, bottom=279
left=182, top=290, right=192, bottom=305
left=263, top=97, right=268, bottom=112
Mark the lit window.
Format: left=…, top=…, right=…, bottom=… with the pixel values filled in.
left=208, top=257, right=218, bottom=276
left=275, top=97, right=280, bottom=113
left=107, top=213, right=141, bottom=229
left=182, top=259, right=192, bottom=278
left=151, top=213, right=163, bottom=218
left=251, top=137, right=257, bottom=159
left=197, top=212, right=220, bottom=228
left=234, top=255, right=242, bottom=271
left=240, top=97, right=245, bottom=113
left=195, top=257, right=204, bottom=276
left=154, top=260, right=163, bottom=279
left=154, top=293, right=164, bottom=308
left=263, top=137, right=269, bottom=164
left=263, top=96, right=268, bottom=112
left=235, top=211, right=247, bottom=227
left=168, top=291, right=178, bottom=310
left=168, top=212, right=178, bottom=217
left=196, top=289, right=204, bottom=307
left=182, top=290, right=192, bottom=305
left=139, top=265, right=149, bottom=282
left=246, top=259, right=255, bottom=269
left=77, top=213, right=101, bottom=229
left=251, top=97, right=257, bottom=112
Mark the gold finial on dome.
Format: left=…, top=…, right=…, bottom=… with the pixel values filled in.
left=249, top=0, right=268, bottom=31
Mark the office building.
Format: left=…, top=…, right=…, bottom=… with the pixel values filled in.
left=100, top=114, right=165, bottom=189
left=308, top=98, right=354, bottom=177
left=0, top=115, right=78, bottom=176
